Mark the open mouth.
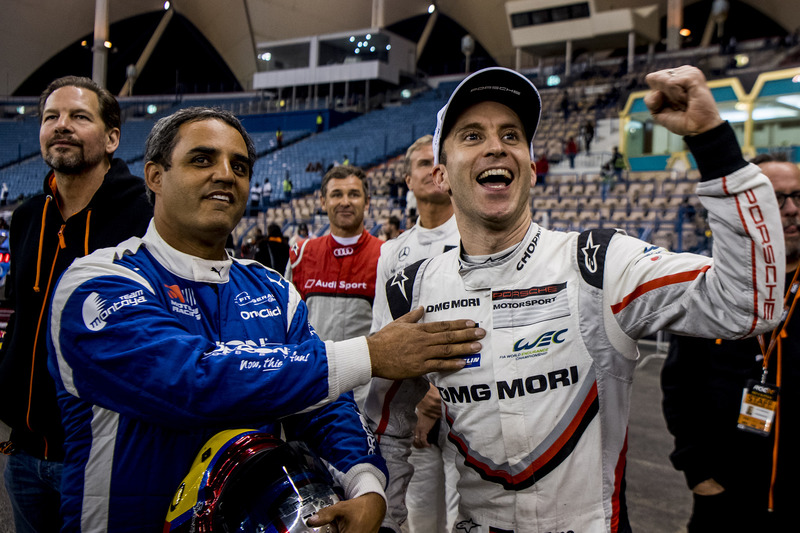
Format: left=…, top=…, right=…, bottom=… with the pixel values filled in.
left=476, top=168, right=513, bottom=188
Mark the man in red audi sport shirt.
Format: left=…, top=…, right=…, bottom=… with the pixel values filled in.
left=372, top=65, right=783, bottom=533
left=286, top=165, right=383, bottom=407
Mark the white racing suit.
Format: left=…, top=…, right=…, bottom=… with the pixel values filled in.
left=367, top=125, right=783, bottom=533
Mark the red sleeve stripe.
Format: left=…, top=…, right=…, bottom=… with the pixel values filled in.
left=610, top=430, right=629, bottom=533
left=611, top=266, right=711, bottom=314
left=374, top=379, right=403, bottom=443
left=745, top=239, right=759, bottom=337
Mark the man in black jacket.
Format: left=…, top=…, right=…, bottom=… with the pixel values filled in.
left=661, top=153, right=800, bottom=531
left=0, top=76, right=152, bottom=532
left=255, top=223, right=290, bottom=273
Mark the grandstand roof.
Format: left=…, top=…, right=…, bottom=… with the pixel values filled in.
left=2, top=0, right=796, bottom=96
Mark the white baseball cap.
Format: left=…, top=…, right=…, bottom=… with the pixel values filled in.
left=432, top=67, right=542, bottom=166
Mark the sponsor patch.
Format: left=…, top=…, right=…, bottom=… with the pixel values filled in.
left=635, top=245, right=670, bottom=265
left=165, top=285, right=201, bottom=320
left=455, top=518, right=481, bottom=532
left=234, top=291, right=276, bottom=307
left=239, top=307, right=282, bottom=320
left=333, top=246, right=353, bottom=257
left=426, top=298, right=480, bottom=313
left=303, top=279, right=368, bottom=291
left=82, top=290, right=146, bottom=331
left=516, top=227, right=542, bottom=271
left=502, top=328, right=568, bottom=361
left=204, top=341, right=308, bottom=372
left=439, top=366, right=581, bottom=404
left=577, top=229, right=617, bottom=289
left=463, top=354, right=482, bottom=368
left=492, top=283, right=569, bottom=328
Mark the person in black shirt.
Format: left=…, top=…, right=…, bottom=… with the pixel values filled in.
left=661, top=153, right=800, bottom=532
left=255, top=223, right=290, bottom=273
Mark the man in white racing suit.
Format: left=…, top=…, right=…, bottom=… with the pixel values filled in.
left=369, top=66, right=783, bottom=533
left=368, top=135, right=461, bottom=532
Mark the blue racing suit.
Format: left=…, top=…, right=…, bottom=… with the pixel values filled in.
left=47, top=222, right=385, bottom=532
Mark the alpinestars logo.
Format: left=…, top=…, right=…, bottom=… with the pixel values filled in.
left=455, top=518, right=481, bottom=532
left=581, top=232, right=600, bottom=273
left=390, top=270, right=409, bottom=301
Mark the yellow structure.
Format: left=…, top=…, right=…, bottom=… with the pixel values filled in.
left=620, top=67, right=800, bottom=171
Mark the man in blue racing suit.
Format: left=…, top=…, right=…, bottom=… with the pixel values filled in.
left=368, top=66, right=783, bottom=533
left=46, top=107, right=485, bottom=532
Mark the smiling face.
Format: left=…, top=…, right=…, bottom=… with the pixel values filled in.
left=145, top=118, right=251, bottom=259
left=433, top=101, right=535, bottom=252
left=320, top=175, right=369, bottom=237
left=39, top=85, right=119, bottom=175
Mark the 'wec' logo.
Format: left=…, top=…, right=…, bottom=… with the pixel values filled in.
left=513, top=328, right=567, bottom=351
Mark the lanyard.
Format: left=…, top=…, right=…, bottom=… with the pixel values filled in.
left=757, top=266, right=800, bottom=383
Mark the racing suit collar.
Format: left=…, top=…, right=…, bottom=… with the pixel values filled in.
left=141, top=221, right=233, bottom=283
left=415, top=214, right=458, bottom=246
left=327, top=229, right=370, bottom=251
left=458, top=222, right=542, bottom=289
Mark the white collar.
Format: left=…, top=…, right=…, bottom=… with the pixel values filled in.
left=142, top=221, right=233, bottom=283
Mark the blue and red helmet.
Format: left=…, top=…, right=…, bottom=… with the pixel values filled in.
left=164, top=429, right=343, bottom=533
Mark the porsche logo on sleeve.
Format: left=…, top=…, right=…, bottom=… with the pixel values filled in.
left=577, top=229, right=617, bottom=289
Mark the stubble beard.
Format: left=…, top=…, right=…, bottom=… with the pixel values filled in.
left=44, top=145, right=103, bottom=175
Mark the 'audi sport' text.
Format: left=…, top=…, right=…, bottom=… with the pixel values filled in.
left=304, top=279, right=368, bottom=291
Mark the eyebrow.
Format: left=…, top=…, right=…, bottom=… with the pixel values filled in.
left=42, top=106, right=95, bottom=116
left=454, top=121, right=485, bottom=133
left=187, top=146, right=250, bottom=165
left=454, top=121, right=523, bottom=134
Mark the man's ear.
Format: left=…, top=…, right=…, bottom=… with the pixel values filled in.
left=432, top=164, right=451, bottom=194
left=404, top=174, right=413, bottom=192
left=105, top=128, right=121, bottom=155
left=530, top=161, right=537, bottom=187
left=144, top=161, right=163, bottom=195
left=319, top=191, right=327, bottom=211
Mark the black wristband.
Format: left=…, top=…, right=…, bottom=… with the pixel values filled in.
left=683, top=121, right=747, bottom=182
